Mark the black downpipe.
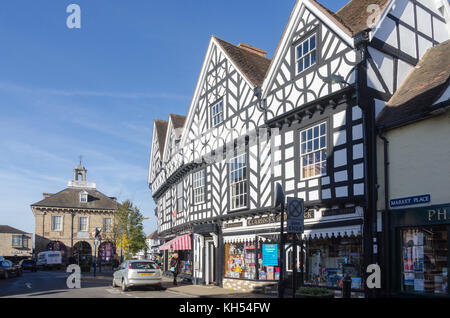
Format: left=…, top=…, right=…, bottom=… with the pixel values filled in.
left=378, top=129, right=391, bottom=297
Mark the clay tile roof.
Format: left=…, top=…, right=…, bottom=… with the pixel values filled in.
left=335, top=0, right=391, bottom=35
left=0, top=225, right=29, bottom=235
left=154, top=119, right=168, bottom=158
left=169, top=114, right=186, bottom=129
left=310, top=0, right=354, bottom=36
left=377, top=40, right=450, bottom=127
left=147, top=231, right=158, bottom=240
left=31, top=188, right=120, bottom=210
left=213, top=36, right=272, bottom=87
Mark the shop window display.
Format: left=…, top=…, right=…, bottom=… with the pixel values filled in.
left=305, top=236, right=362, bottom=289
left=169, top=250, right=193, bottom=276
left=224, top=242, right=257, bottom=279
left=401, top=226, right=448, bottom=295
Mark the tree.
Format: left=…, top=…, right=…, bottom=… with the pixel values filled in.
left=113, top=200, right=147, bottom=259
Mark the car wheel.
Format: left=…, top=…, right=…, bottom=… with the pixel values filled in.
left=17, top=271, right=22, bottom=277
left=112, top=278, right=117, bottom=288
left=121, top=279, right=128, bottom=292
left=4, top=271, right=8, bottom=279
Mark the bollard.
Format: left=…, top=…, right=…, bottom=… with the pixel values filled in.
left=342, top=275, right=352, bottom=298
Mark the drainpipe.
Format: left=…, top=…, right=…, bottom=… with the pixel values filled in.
left=378, top=128, right=391, bottom=297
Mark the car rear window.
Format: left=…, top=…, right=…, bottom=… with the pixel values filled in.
left=130, top=262, right=157, bottom=270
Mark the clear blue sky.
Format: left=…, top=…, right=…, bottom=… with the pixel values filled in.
left=0, top=0, right=348, bottom=237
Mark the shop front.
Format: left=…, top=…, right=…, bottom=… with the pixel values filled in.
left=159, top=233, right=193, bottom=281
left=221, top=213, right=364, bottom=293
left=390, top=204, right=449, bottom=297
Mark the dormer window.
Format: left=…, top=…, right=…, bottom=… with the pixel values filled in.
left=79, top=191, right=88, bottom=203
left=296, top=34, right=316, bottom=74
left=211, top=100, right=224, bottom=127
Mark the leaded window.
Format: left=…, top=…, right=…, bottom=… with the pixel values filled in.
left=300, top=122, right=327, bottom=180
left=193, top=170, right=206, bottom=205
left=211, top=100, right=224, bottom=127
left=296, top=34, right=317, bottom=74
left=230, top=154, right=247, bottom=210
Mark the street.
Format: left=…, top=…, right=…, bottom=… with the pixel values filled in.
left=0, top=270, right=192, bottom=298
left=0, top=270, right=270, bottom=298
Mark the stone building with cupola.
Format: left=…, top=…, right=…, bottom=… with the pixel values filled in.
left=31, top=164, right=120, bottom=265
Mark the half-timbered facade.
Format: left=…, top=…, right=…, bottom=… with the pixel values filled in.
left=148, top=0, right=450, bottom=295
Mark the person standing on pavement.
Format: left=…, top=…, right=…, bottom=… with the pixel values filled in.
left=169, top=253, right=180, bottom=286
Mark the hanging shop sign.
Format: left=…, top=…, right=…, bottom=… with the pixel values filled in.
left=390, top=194, right=431, bottom=208
left=286, top=197, right=304, bottom=234
left=262, top=244, right=278, bottom=266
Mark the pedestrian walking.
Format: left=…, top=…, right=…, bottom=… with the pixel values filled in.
left=169, top=253, right=180, bottom=286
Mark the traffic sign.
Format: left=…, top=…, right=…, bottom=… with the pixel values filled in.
left=286, top=197, right=304, bottom=233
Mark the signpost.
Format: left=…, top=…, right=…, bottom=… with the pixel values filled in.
left=286, top=197, right=305, bottom=298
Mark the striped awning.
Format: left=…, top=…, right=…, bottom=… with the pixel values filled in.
left=159, top=234, right=191, bottom=251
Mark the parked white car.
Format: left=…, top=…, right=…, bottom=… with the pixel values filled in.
left=36, top=251, right=62, bottom=269
left=112, top=260, right=162, bottom=291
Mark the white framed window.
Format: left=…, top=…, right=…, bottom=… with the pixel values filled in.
left=177, top=181, right=184, bottom=214
left=211, top=100, right=224, bottom=127
left=12, top=235, right=23, bottom=247
left=301, top=122, right=327, bottom=180
left=52, top=215, right=62, bottom=231
left=79, top=217, right=88, bottom=232
left=104, top=218, right=112, bottom=232
left=296, top=34, right=317, bottom=74
left=193, top=170, right=206, bottom=205
left=79, top=191, right=88, bottom=203
left=230, top=153, right=247, bottom=210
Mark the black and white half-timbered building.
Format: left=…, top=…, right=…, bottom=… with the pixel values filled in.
left=148, top=0, right=450, bottom=295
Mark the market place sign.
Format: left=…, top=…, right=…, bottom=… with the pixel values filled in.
left=390, top=194, right=431, bottom=208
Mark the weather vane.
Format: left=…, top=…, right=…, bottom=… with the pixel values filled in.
left=79, top=155, right=83, bottom=166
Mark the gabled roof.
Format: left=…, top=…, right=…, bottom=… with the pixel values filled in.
left=335, top=0, right=391, bottom=35
left=214, top=36, right=271, bottom=87
left=377, top=40, right=450, bottom=127
left=169, top=114, right=186, bottom=130
left=154, top=119, right=168, bottom=158
left=0, top=225, right=29, bottom=235
left=147, top=231, right=158, bottom=240
left=31, top=187, right=120, bottom=210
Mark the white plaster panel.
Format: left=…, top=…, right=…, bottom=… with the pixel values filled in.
left=352, top=124, right=363, bottom=141
left=333, top=110, right=346, bottom=128
left=334, top=170, right=348, bottom=182
left=285, top=130, right=294, bottom=144
left=416, top=6, right=432, bottom=36
left=353, top=163, right=364, bottom=180
left=309, top=190, right=319, bottom=201
left=321, top=176, right=330, bottom=186
left=335, top=186, right=348, bottom=198
left=308, top=179, right=319, bottom=188
left=352, top=106, right=362, bottom=121
left=334, top=149, right=347, bottom=167
left=322, top=189, right=332, bottom=200
left=353, top=143, right=364, bottom=160
left=399, top=24, right=417, bottom=58
left=285, top=160, right=295, bottom=178
left=333, top=130, right=347, bottom=146
left=354, top=183, right=365, bottom=196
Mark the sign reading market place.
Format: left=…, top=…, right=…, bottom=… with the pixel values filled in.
left=390, top=194, right=431, bottom=208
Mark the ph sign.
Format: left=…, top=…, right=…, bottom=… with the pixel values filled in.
left=286, top=197, right=304, bottom=234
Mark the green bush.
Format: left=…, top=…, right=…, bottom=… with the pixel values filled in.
left=296, top=287, right=334, bottom=297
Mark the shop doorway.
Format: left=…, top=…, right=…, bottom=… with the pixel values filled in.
left=73, top=241, right=92, bottom=265
left=206, top=240, right=216, bottom=285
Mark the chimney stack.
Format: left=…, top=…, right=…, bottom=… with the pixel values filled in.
left=238, top=43, right=267, bottom=58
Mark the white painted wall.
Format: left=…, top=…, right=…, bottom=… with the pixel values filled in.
left=377, top=110, right=450, bottom=210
